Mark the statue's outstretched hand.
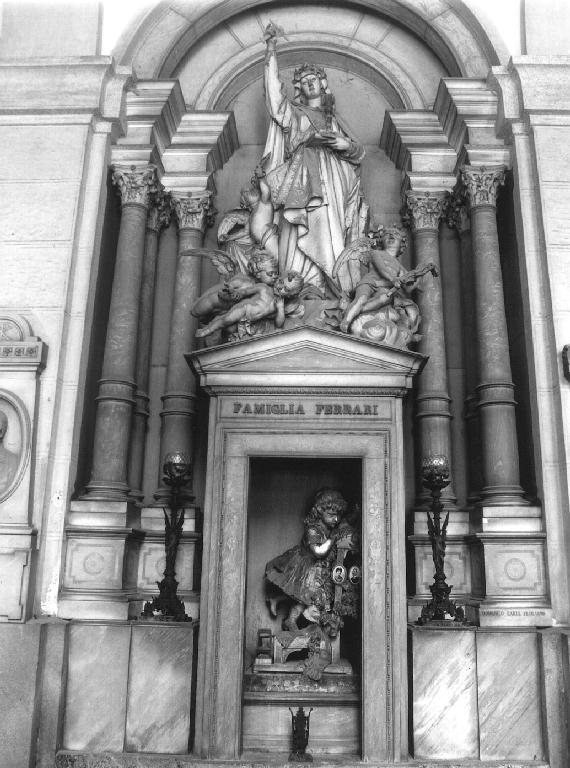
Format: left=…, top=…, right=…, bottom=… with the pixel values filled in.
left=264, top=21, right=284, bottom=48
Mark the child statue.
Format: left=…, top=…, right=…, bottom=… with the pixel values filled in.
left=265, top=488, right=357, bottom=631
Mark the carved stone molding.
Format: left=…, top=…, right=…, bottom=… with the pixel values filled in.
left=405, top=191, right=447, bottom=232
left=171, top=191, right=215, bottom=233
left=147, top=190, right=172, bottom=233
left=460, top=165, right=506, bottom=208
left=111, top=164, right=158, bottom=208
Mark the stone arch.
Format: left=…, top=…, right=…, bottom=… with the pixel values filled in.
left=113, top=0, right=507, bottom=83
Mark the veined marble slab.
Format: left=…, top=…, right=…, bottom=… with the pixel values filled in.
left=125, top=623, right=195, bottom=753
left=410, top=626, right=478, bottom=760
left=62, top=623, right=130, bottom=751
left=477, top=630, right=545, bottom=760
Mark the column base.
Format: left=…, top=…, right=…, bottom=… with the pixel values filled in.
left=59, top=500, right=141, bottom=620
left=475, top=527, right=552, bottom=627
left=477, top=485, right=530, bottom=506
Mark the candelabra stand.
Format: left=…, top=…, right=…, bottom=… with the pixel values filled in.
left=142, top=452, right=192, bottom=621
left=417, top=455, right=466, bottom=625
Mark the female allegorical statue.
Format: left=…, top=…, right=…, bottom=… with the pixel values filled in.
left=262, top=22, right=368, bottom=296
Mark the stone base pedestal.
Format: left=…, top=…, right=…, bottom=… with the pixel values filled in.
left=62, top=621, right=197, bottom=754
left=242, top=702, right=359, bottom=755
left=475, top=512, right=552, bottom=626
left=59, top=500, right=140, bottom=620
left=409, top=624, right=546, bottom=762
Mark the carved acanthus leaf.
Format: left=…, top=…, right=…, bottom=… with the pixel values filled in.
left=111, top=164, right=158, bottom=208
left=405, top=191, right=447, bottom=232
left=444, top=191, right=471, bottom=233
left=171, top=191, right=216, bottom=233
left=460, top=165, right=506, bottom=208
left=147, top=190, right=173, bottom=233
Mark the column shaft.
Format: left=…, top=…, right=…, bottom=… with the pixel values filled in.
left=461, top=166, right=526, bottom=505
left=154, top=193, right=212, bottom=502
left=84, top=165, right=157, bottom=499
left=406, top=191, right=456, bottom=508
left=128, top=194, right=171, bottom=501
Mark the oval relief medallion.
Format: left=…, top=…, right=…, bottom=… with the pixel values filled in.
left=0, top=390, right=30, bottom=504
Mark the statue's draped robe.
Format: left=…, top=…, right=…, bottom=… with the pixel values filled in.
left=262, top=51, right=367, bottom=293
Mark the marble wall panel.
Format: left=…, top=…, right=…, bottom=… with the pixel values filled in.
left=242, top=704, right=359, bottom=754
left=0, top=623, right=41, bottom=768
left=0, top=181, right=79, bottom=242
left=477, top=630, right=545, bottom=760
left=410, top=627, right=478, bottom=760
left=0, top=124, right=88, bottom=181
left=62, top=623, right=130, bottom=751
left=125, top=624, right=194, bottom=754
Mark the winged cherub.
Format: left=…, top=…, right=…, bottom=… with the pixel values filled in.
left=335, top=224, right=437, bottom=339
left=195, top=259, right=304, bottom=339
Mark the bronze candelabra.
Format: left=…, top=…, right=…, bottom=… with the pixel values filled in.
left=142, top=452, right=192, bottom=622
left=417, top=455, right=466, bottom=625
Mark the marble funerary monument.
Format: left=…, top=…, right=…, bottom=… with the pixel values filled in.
left=1, top=2, right=570, bottom=767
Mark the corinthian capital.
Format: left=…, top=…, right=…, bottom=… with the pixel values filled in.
left=111, top=164, right=158, bottom=208
left=460, top=165, right=506, bottom=208
left=444, top=191, right=471, bottom=234
left=147, top=190, right=173, bottom=233
left=405, top=191, right=447, bottom=232
left=171, top=191, right=216, bottom=233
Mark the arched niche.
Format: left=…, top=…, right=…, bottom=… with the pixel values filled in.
left=113, top=0, right=507, bottom=82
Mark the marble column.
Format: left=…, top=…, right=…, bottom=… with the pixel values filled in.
left=154, top=191, right=213, bottom=503
left=448, top=197, right=483, bottom=506
left=83, top=164, right=157, bottom=500
left=460, top=166, right=526, bottom=505
left=127, top=192, right=172, bottom=502
left=406, top=191, right=456, bottom=508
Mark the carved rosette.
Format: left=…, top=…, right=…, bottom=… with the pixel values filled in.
left=111, top=164, right=158, bottom=209
left=147, top=190, right=173, bottom=233
left=172, top=191, right=216, bottom=234
left=460, top=165, right=506, bottom=209
left=405, top=191, right=447, bottom=232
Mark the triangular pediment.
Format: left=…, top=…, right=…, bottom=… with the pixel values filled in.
left=187, top=327, right=425, bottom=393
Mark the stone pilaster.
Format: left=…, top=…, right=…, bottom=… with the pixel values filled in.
left=127, top=192, right=172, bottom=502
left=406, top=190, right=456, bottom=510
left=154, top=191, right=214, bottom=503
left=83, top=164, right=158, bottom=500
left=460, top=165, right=526, bottom=506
